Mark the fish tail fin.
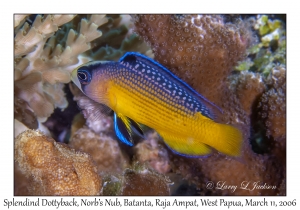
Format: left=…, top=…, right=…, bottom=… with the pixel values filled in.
left=208, top=123, right=243, bottom=157
left=194, top=112, right=243, bottom=156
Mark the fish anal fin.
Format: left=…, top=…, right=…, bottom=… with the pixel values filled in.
left=158, top=131, right=212, bottom=157
left=114, top=113, right=144, bottom=146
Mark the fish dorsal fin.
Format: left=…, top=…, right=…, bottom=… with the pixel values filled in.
left=119, top=52, right=138, bottom=64
left=114, top=112, right=144, bottom=146
left=119, top=52, right=222, bottom=121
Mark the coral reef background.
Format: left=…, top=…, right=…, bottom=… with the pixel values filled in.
left=14, top=14, right=286, bottom=196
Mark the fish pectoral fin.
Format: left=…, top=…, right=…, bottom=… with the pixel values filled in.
left=75, top=94, right=112, bottom=121
left=114, top=113, right=144, bottom=146
left=158, top=131, right=212, bottom=157
left=91, top=103, right=112, bottom=121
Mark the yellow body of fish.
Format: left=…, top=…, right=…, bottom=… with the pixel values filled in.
left=71, top=52, right=242, bottom=157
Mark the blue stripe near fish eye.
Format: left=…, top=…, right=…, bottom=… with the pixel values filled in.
left=114, top=113, right=133, bottom=146
left=119, top=52, right=223, bottom=119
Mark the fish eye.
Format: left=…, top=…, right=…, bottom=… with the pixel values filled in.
left=77, top=69, right=92, bottom=85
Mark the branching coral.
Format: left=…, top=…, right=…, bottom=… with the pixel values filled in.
left=14, top=14, right=152, bottom=135
left=14, top=129, right=101, bottom=195
left=14, top=15, right=107, bottom=121
left=13, top=14, right=155, bottom=196
left=88, top=15, right=153, bottom=61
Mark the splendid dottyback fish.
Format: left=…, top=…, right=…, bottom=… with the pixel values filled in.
left=71, top=52, right=242, bottom=157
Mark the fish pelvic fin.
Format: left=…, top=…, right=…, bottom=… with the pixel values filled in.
left=158, top=131, right=212, bottom=157
left=114, top=113, right=144, bottom=146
